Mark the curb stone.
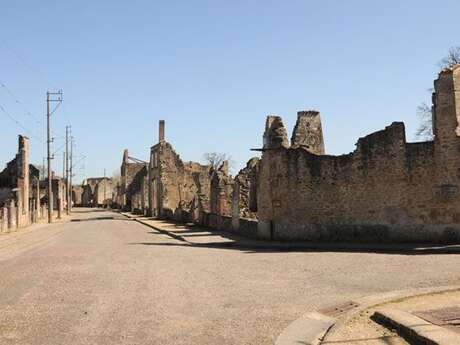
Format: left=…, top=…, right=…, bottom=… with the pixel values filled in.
left=275, top=312, right=335, bottom=345
left=373, top=309, right=460, bottom=345
left=321, top=286, right=460, bottom=344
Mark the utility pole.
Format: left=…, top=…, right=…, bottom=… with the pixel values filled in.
left=65, top=126, right=71, bottom=215
left=104, top=168, right=106, bottom=207
left=46, top=90, right=62, bottom=224
left=69, top=136, right=74, bottom=213
left=62, top=152, right=66, bottom=182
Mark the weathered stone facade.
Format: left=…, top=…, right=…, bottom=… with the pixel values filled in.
left=122, top=65, right=460, bottom=244
left=291, top=111, right=325, bottom=154
left=79, top=177, right=114, bottom=207
left=257, top=65, right=460, bottom=242
left=72, top=185, right=83, bottom=206
left=93, top=178, right=114, bottom=207
left=0, top=135, right=46, bottom=231
left=120, top=150, right=147, bottom=212
left=149, top=138, right=211, bottom=222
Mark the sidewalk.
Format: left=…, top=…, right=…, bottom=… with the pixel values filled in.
left=121, top=212, right=460, bottom=255
left=323, top=289, right=460, bottom=345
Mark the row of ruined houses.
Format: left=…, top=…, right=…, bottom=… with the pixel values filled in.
left=117, top=65, right=460, bottom=243
left=0, top=136, right=69, bottom=232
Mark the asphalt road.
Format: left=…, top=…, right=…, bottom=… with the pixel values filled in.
left=0, top=208, right=459, bottom=345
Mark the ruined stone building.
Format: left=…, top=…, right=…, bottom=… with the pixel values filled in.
left=0, top=135, right=45, bottom=231
left=72, top=185, right=83, bottom=206
left=148, top=120, right=212, bottom=222
left=124, top=65, right=460, bottom=243
left=79, top=177, right=113, bottom=207
left=256, top=65, right=460, bottom=242
left=119, top=150, right=147, bottom=212
left=93, top=178, right=113, bottom=206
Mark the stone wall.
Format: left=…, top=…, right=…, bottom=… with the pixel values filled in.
left=120, top=150, right=147, bottom=211
left=127, top=65, right=460, bottom=244
left=149, top=141, right=211, bottom=222
left=72, top=185, right=83, bottom=206
left=0, top=135, right=47, bottom=231
left=231, top=157, right=259, bottom=233
left=93, top=178, right=114, bottom=206
left=257, top=65, right=460, bottom=243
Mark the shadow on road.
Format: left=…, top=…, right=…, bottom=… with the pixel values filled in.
left=71, top=216, right=117, bottom=222
left=111, top=211, right=460, bottom=256
left=71, top=208, right=109, bottom=213
left=128, top=219, right=460, bottom=256
left=129, top=240, right=460, bottom=255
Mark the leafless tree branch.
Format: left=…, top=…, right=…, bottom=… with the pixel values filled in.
left=439, top=46, right=460, bottom=69
left=415, top=102, right=433, bottom=141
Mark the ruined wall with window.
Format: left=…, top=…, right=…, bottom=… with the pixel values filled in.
left=257, top=65, right=460, bottom=243
left=149, top=140, right=211, bottom=222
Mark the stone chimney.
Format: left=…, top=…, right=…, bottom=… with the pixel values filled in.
left=159, top=120, right=165, bottom=143
left=263, top=116, right=289, bottom=149
left=291, top=111, right=325, bottom=155
left=123, top=149, right=129, bottom=164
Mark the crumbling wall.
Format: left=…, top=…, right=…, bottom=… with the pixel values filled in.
left=208, top=161, right=234, bottom=228
left=0, top=135, right=46, bottom=231
left=257, top=65, right=460, bottom=243
left=149, top=141, right=211, bottom=222
left=120, top=150, right=147, bottom=211
left=93, top=178, right=114, bottom=207
left=72, top=185, right=83, bottom=206
left=291, top=111, right=325, bottom=154
left=231, top=158, right=259, bottom=237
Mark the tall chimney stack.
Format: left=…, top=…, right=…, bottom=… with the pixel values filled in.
left=159, top=120, right=165, bottom=143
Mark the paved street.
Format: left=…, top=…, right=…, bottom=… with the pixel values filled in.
left=0, top=209, right=460, bottom=345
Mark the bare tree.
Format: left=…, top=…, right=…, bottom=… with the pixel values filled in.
left=439, top=46, right=460, bottom=69
left=415, top=102, right=433, bottom=141
left=203, top=152, right=234, bottom=171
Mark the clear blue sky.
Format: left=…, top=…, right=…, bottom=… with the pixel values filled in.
left=1, top=0, right=459, bottom=180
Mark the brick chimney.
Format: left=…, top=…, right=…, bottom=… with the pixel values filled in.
left=159, top=120, right=165, bottom=143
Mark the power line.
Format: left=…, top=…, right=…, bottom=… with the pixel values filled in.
left=0, top=103, right=44, bottom=143
left=0, top=81, right=42, bottom=125
left=0, top=39, right=56, bottom=87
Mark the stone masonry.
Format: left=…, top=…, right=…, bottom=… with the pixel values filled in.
left=148, top=125, right=211, bottom=222
left=122, top=65, right=460, bottom=244
left=257, top=64, right=460, bottom=242
left=0, top=135, right=47, bottom=231
left=120, top=150, right=147, bottom=212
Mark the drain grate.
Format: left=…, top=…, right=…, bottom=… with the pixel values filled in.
left=415, top=306, right=460, bottom=333
left=318, top=301, right=359, bottom=318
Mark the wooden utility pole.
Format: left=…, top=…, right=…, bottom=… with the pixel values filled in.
left=46, top=90, right=62, bottom=223
left=69, top=136, right=74, bottom=213
left=65, top=126, right=71, bottom=215
left=62, top=152, right=66, bottom=183
left=104, top=168, right=107, bottom=207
